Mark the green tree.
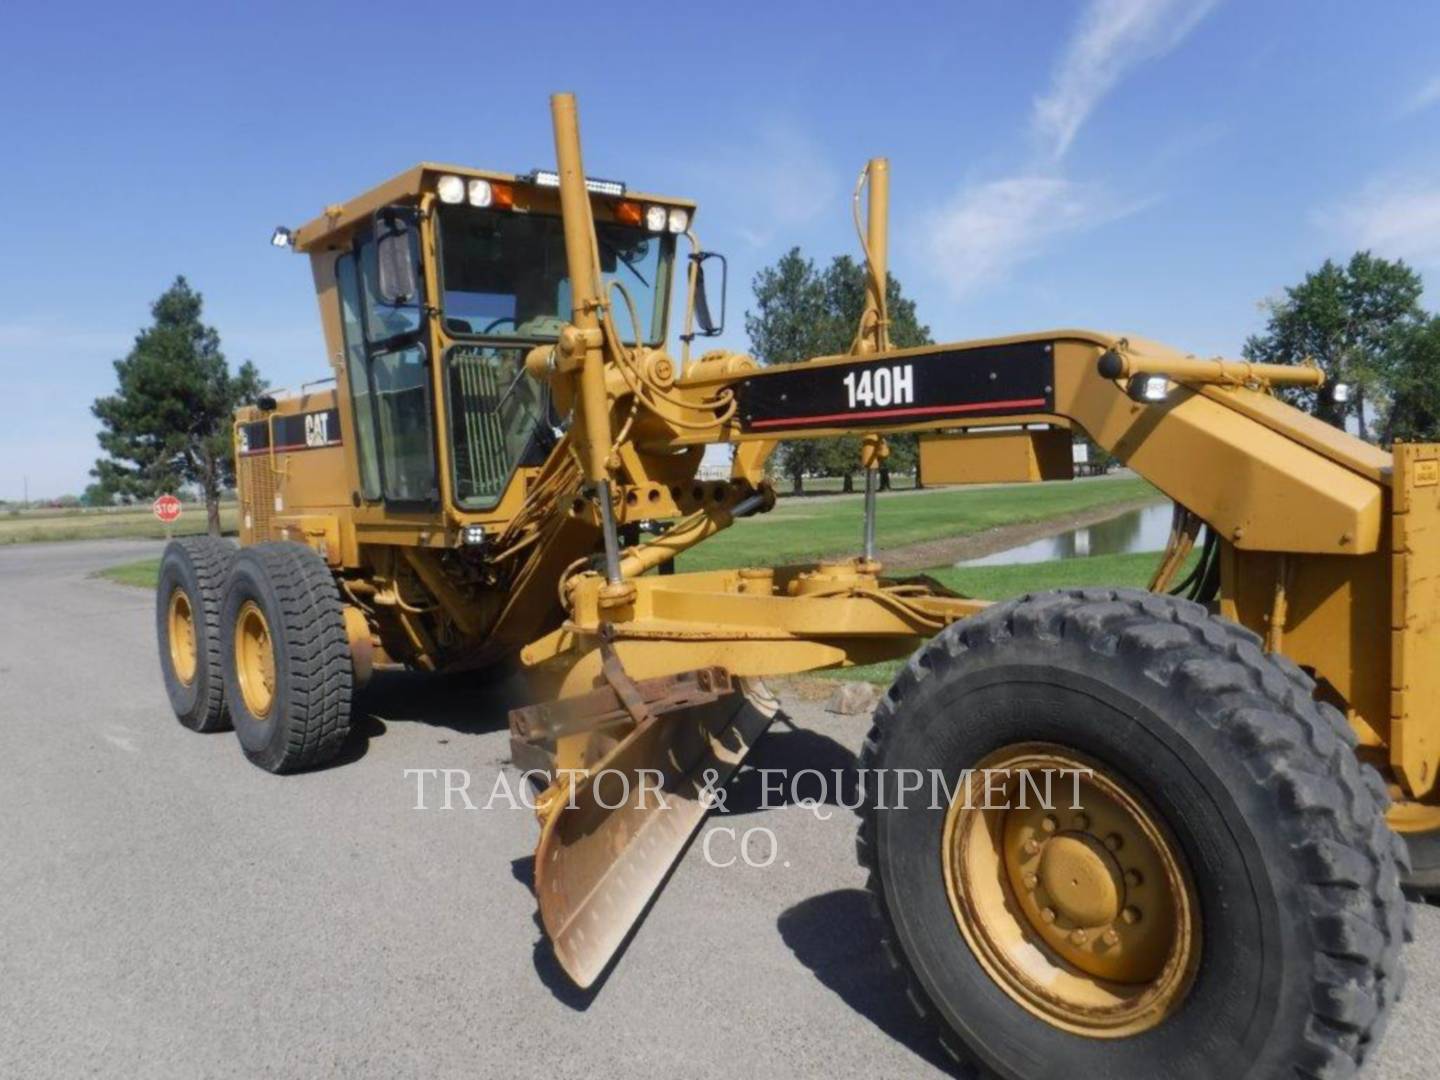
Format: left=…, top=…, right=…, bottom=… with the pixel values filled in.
left=1242, top=252, right=1424, bottom=436
left=92, top=277, right=264, bottom=535
left=745, top=248, right=933, bottom=493
left=1384, top=316, right=1440, bottom=444
left=82, top=480, right=118, bottom=507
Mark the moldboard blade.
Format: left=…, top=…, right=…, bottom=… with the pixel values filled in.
left=534, top=679, right=778, bottom=988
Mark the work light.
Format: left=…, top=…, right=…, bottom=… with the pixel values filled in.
left=645, top=205, right=668, bottom=232
left=437, top=175, right=465, bottom=204
left=467, top=179, right=493, bottom=208
left=529, top=170, right=626, bottom=196
left=667, top=208, right=690, bottom=234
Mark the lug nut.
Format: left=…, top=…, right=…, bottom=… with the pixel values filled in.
left=1122, top=906, right=1142, bottom=925
left=1023, top=838, right=1040, bottom=856
left=1125, top=869, right=1143, bottom=888
left=1104, top=833, right=1123, bottom=852
left=1023, top=873, right=1038, bottom=891
left=1041, top=815, right=1058, bottom=833
left=1102, top=929, right=1120, bottom=947
left=1040, top=907, right=1056, bottom=924
left=1073, top=813, right=1090, bottom=831
left=1070, top=929, right=1088, bottom=946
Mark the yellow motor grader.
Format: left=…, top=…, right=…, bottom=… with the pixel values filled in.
left=154, top=93, right=1434, bottom=1078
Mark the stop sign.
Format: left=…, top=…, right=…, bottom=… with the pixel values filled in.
left=153, top=495, right=182, bottom=524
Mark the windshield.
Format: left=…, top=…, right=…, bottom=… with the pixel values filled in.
left=438, top=205, right=674, bottom=345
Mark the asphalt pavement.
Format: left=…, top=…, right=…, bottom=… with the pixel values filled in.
left=1, top=539, right=1436, bottom=1079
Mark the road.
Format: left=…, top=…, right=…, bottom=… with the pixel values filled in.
left=1, top=539, right=1436, bottom=1079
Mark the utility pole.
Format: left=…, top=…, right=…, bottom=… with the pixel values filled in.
left=22, top=475, right=28, bottom=509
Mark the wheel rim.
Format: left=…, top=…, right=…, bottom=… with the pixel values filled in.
left=234, top=601, right=277, bottom=718
left=1387, top=799, right=1440, bottom=835
left=941, top=743, right=1201, bottom=1038
left=167, top=588, right=198, bottom=687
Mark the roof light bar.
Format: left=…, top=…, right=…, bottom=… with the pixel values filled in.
left=528, top=169, right=626, bottom=196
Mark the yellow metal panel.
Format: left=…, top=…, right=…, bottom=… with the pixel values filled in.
left=920, top=428, right=1073, bottom=485
left=1055, top=339, right=1384, bottom=555
left=1391, top=443, right=1440, bottom=795
left=1223, top=546, right=1391, bottom=753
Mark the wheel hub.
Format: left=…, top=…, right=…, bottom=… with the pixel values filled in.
left=942, top=743, right=1200, bottom=1037
left=1036, top=832, right=1121, bottom=927
left=234, top=600, right=277, bottom=718
left=167, top=588, right=198, bottom=687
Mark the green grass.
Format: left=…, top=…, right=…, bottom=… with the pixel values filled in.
left=97, top=558, right=162, bottom=588
left=675, top=475, right=1154, bottom=572
left=823, top=549, right=1190, bottom=685
left=0, top=504, right=237, bottom=545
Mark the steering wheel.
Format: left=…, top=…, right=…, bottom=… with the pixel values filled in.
left=482, top=316, right=518, bottom=334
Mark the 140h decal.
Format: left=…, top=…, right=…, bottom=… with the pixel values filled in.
left=842, top=364, right=915, bottom=409
left=734, top=341, right=1056, bottom=432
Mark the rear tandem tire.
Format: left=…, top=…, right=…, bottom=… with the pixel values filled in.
left=156, top=537, right=235, bottom=733
left=1399, top=828, right=1440, bottom=900
left=219, top=542, right=353, bottom=774
left=858, top=588, right=1409, bottom=1080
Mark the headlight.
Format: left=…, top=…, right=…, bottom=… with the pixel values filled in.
left=467, top=179, right=493, bottom=207
left=437, top=175, right=465, bottom=204
left=461, top=524, right=487, bottom=546
left=645, top=205, right=668, bottom=232
left=667, top=208, right=690, bottom=234
left=1332, top=382, right=1351, bottom=404
left=1141, top=376, right=1169, bottom=401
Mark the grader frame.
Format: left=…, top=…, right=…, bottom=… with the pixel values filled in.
left=174, top=91, right=1433, bottom=1073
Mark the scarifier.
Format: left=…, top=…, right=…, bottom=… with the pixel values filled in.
left=154, top=93, right=1431, bottom=1078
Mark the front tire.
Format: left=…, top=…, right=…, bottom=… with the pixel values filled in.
left=156, top=537, right=235, bottom=733
left=220, top=542, right=353, bottom=773
left=859, top=588, right=1408, bottom=1079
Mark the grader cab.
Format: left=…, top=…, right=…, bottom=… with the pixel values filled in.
left=154, top=93, right=1434, bottom=1078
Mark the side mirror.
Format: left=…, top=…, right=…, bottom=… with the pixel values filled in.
left=375, top=210, right=418, bottom=305
left=691, top=251, right=727, bottom=338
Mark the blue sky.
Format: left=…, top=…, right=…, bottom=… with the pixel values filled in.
left=3, top=0, right=1439, bottom=499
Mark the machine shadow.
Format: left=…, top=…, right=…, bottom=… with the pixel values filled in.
left=777, top=888, right=957, bottom=1074
left=721, top=721, right=864, bottom=816
left=336, top=667, right=527, bottom=763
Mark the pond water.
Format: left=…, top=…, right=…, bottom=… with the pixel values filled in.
left=958, top=501, right=1175, bottom=567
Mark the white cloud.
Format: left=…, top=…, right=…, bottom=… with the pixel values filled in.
left=924, top=176, right=1143, bottom=298
left=1404, top=75, right=1440, bottom=115
left=1324, top=177, right=1440, bottom=265
left=1034, top=0, right=1218, bottom=159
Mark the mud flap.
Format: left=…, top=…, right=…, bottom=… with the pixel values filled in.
left=533, top=677, right=779, bottom=987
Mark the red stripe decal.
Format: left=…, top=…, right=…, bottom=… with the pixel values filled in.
left=749, top=397, right=1049, bottom=429
left=239, top=441, right=340, bottom=457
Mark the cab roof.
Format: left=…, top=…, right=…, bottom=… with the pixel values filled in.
left=291, top=162, right=697, bottom=253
